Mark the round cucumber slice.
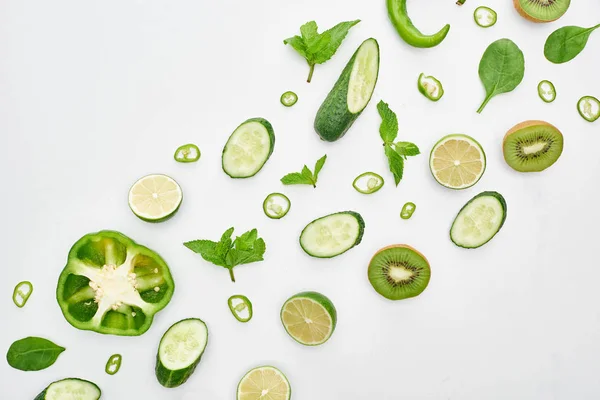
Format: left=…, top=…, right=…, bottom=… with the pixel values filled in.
left=450, top=191, right=507, bottom=248
left=128, top=174, right=183, bottom=222
left=299, top=211, right=365, bottom=258
left=222, top=118, right=275, bottom=178
left=263, top=193, right=291, bottom=219
left=35, top=378, right=101, bottom=400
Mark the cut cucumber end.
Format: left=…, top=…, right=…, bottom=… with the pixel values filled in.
left=35, top=378, right=101, bottom=400
left=347, top=38, right=380, bottom=114
left=300, top=211, right=365, bottom=258
left=222, top=118, right=275, bottom=178
left=450, top=191, right=507, bottom=248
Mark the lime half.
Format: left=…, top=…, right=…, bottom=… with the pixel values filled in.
left=280, top=291, right=337, bottom=346
left=128, top=174, right=183, bottom=222
left=429, top=134, right=486, bottom=190
left=237, top=366, right=291, bottom=400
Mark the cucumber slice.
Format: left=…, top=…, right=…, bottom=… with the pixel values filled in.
left=450, top=191, right=507, bottom=249
left=156, top=318, right=208, bottom=388
left=34, top=378, right=101, bottom=400
left=263, top=193, right=291, bottom=219
left=314, top=38, right=380, bottom=142
left=300, top=211, right=365, bottom=258
left=222, top=118, right=275, bottom=178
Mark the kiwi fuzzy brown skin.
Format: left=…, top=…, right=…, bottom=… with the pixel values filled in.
left=513, top=0, right=569, bottom=23
left=503, top=120, right=563, bottom=173
left=368, top=244, right=431, bottom=301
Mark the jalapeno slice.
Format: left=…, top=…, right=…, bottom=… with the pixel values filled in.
left=263, top=193, right=291, bottom=219
left=228, top=295, right=253, bottom=323
left=401, top=202, right=416, bottom=219
left=352, top=172, right=384, bottom=194
left=12, top=281, right=33, bottom=308
left=105, top=354, right=122, bottom=375
left=418, top=73, right=444, bottom=101
left=474, top=7, right=497, bottom=28
left=280, top=91, right=298, bottom=107
left=56, top=231, right=175, bottom=336
left=538, top=80, right=556, bottom=103
left=577, top=96, right=600, bottom=122
left=174, top=144, right=201, bottom=163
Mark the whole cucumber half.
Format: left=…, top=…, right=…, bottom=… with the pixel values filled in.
left=34, top=378, right=101, bottom=400
left=314, top=38, right=380, bottom=142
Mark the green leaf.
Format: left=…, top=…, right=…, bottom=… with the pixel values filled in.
left=282, top=36, right=307, bottom=58
left=385, top=144, right=404, bottom=186
left=6, top=337, right=65, bottom=371
left=477, top=39, right=525, bottom=113
left=281, top=172, right=314, bottom=186
left=377, top=100, right=398, bottom=144
left=300, top=21, right=319, bottom=42
left=395, top=142, right=421, bottom=158
left=544, top=24, right=600, bottom=64
left=313, top=20, right=360, bottom=64
left=313, top=155, right=327, bottom=181
left=183, top=239, right=227, bottom=267
left=234, top=229, right=258, bottom=251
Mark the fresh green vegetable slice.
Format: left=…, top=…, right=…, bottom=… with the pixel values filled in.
left=386, top=0, right=450, bottom=48
left=105, top=354, right=122, bottom=375
left=128, top=174, right=183, bottom=222
left=12, top=281, right=33, bottom=308
left=228, top=295, right=253, bottom=323
left=281, top=291, right=337, bottom=346
left=222, top=118, right=275, bottom=178
left=314, top=38, right=379, bottom=142
left=35, top=378, right=101, bottom=400
left=456, top=0, right=466, bottom=4
left=7, top=337, right=65, bottom=371
left=56, top=230, right=175, bottom=336
left=156, top=318, right=208, bottom=388
left=418, top=73, right=444, bottom=101
left=450, top=191, right=507, bottom=249
left=263, top=193, right=291, bottom=219
left=538, top=80, right=556, bottom=103
left=300, top=211, right=365, bottom=258
left=280, top=91, right=298, bottom=107
left=174, top=144, right=200, bottom=163
left=544, top=24, right=600, bottom=64
left=474, top=6, right=497, bottom=28
left=577, top=96, right=600, bottom=122
left=352, top=172, right=384, bottom=194
left=237, top=366, right=291, bottom=400
left=400, top=202, right=416, bottom=219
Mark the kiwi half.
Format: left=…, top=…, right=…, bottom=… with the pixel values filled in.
left=513, top=0, right=570, bottom=23
left=368, top=245, right=430, bottom=301
left=503, top=120, right=563, bottom=172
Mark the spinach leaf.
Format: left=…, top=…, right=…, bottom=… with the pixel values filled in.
left=477, top=39, right=525, bottom=113
left=544, top=24, right=600, bottom=64
left=6, top=337, right=65, bottom=371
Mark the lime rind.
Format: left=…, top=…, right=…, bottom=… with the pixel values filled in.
left=280, top=291, right=337, bottom=346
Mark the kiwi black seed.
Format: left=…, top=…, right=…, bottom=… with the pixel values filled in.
left=503, top=120, right=563, bottom=173
left=368, top=245, right=431, bottom=301
left=513, top=0, right=570, bottom=23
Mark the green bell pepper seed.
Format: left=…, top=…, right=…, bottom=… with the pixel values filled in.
left=401, top=202, right=416, bottom=219
left=577, top=96, right=600, bottom=122
left=474, top=7, right=497, bottom=28
left=386, top=0, right=450, bottom=48
left=105, top=354, right=122, bottom=375
left=418, top=73, right=444, bottom=101
left=12, top=281, right=33, bottom=308
left=280, top=91, right=298, bottom=107
left=352, top=172, right=384, bottom=194
left=537, top=80, right=556, bottom=103
left=174, top=144, right=200, bottom=163
left=263, top=193, right=291, bottom=219
left=228, top=295, right=253, bottom=323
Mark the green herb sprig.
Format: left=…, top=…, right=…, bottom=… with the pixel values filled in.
left=281, top=155, right=327, bottom=188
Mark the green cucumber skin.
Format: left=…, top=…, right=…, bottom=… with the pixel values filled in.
left=450, top=191, right=507, bottom=249
left=155, top=318, right=208, bottom=388
left=34, top=378, right=101, bottom=400
left=314, top=39, right=380, bottom=142
left=222, top=117, right=276, bottom=179
left=299, top=211, right=366, bottom=258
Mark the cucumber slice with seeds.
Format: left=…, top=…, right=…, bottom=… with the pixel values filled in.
left=222, top=118, right=275, bottom=178
left=263, top=193, right=291, bottom=219
left=450, top=191, right=507, bottom=249
left=300, top=211, right=365, bottom=258
left=34, top=378, right=101, bottom=400
left=156, top=318, right=208, bottom=388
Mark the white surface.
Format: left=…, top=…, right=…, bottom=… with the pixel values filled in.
left=1, top=0, right=599, bottom=399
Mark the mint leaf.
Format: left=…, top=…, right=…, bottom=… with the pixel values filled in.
left=377, top=100, right=398, bottom=144
left=313, top=155, right=327, bottom=180
left=281, top=155, right=327, bottom=188
left=385, top=144, right=404, bottom=186
left=395, top=142, right=420, bottom=158
left=183, top=239, right=228, bottom=267
left=284, top=20, right=360, bottom=82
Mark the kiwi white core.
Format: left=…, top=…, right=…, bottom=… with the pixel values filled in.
left=389, top=266, right=414, bottom=283
left=522, top=142, right=548, bottom=155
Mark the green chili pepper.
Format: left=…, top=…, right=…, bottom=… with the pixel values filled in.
left=474, top=7, right=497, bottom=28
left=418, top=73, right=444, bottom=101
left=386, top=0, right=450, bottom=48
left=12, top=281, right=33, bottom=308
left=456, top=0, right=466, bottom=5
left=577, top=96, right=600, bottom=122
left=280, top=91, right=298, bottom=107
left=400, top=202, right=416, bottom=219
left=174, top=143, right=201, bottom=163
left=228, top=295, right=253, bottom=323
left=537, top=80, right=556, bottom=103
left=105, top=354, right=122, bottom=375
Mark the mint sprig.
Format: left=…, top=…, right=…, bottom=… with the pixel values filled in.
left=281, top=155, right=327, bottom=188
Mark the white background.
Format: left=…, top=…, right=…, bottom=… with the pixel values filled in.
left=1, top=0, right=600, bottom=399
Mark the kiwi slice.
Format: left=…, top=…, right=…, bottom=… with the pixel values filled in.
left=513, top=0, right=570, bottom=23
left=368, top=245, right=431, bottom=301
left=503, top=120, right=563, bottom=173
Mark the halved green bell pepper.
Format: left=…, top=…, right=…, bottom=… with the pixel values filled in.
left=56, top=231, right=175, bottom=336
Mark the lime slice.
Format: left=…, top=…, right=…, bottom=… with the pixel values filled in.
left=128, top=174, right=183, bottom=222
left=237, top=366, right=291, bottom=400
left=429, top=134, right=486, bottom=190
left=280, top=291, right=337, bottom=346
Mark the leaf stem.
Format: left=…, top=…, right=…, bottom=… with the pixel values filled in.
left=477, top=95, right=492, bottom=114
left=307, top=64, right=315, bottom=83
left=229, top=268, right=236, bottom=282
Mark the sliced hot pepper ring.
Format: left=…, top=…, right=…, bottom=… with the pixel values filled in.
left=228, top=295, right=253, bottom=323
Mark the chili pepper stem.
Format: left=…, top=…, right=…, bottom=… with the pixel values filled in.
left=229, top=269, right=236, bottom=282
left=307, top=64, right=315, bottom=83
left=456, top=0, right=466, bottom=5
